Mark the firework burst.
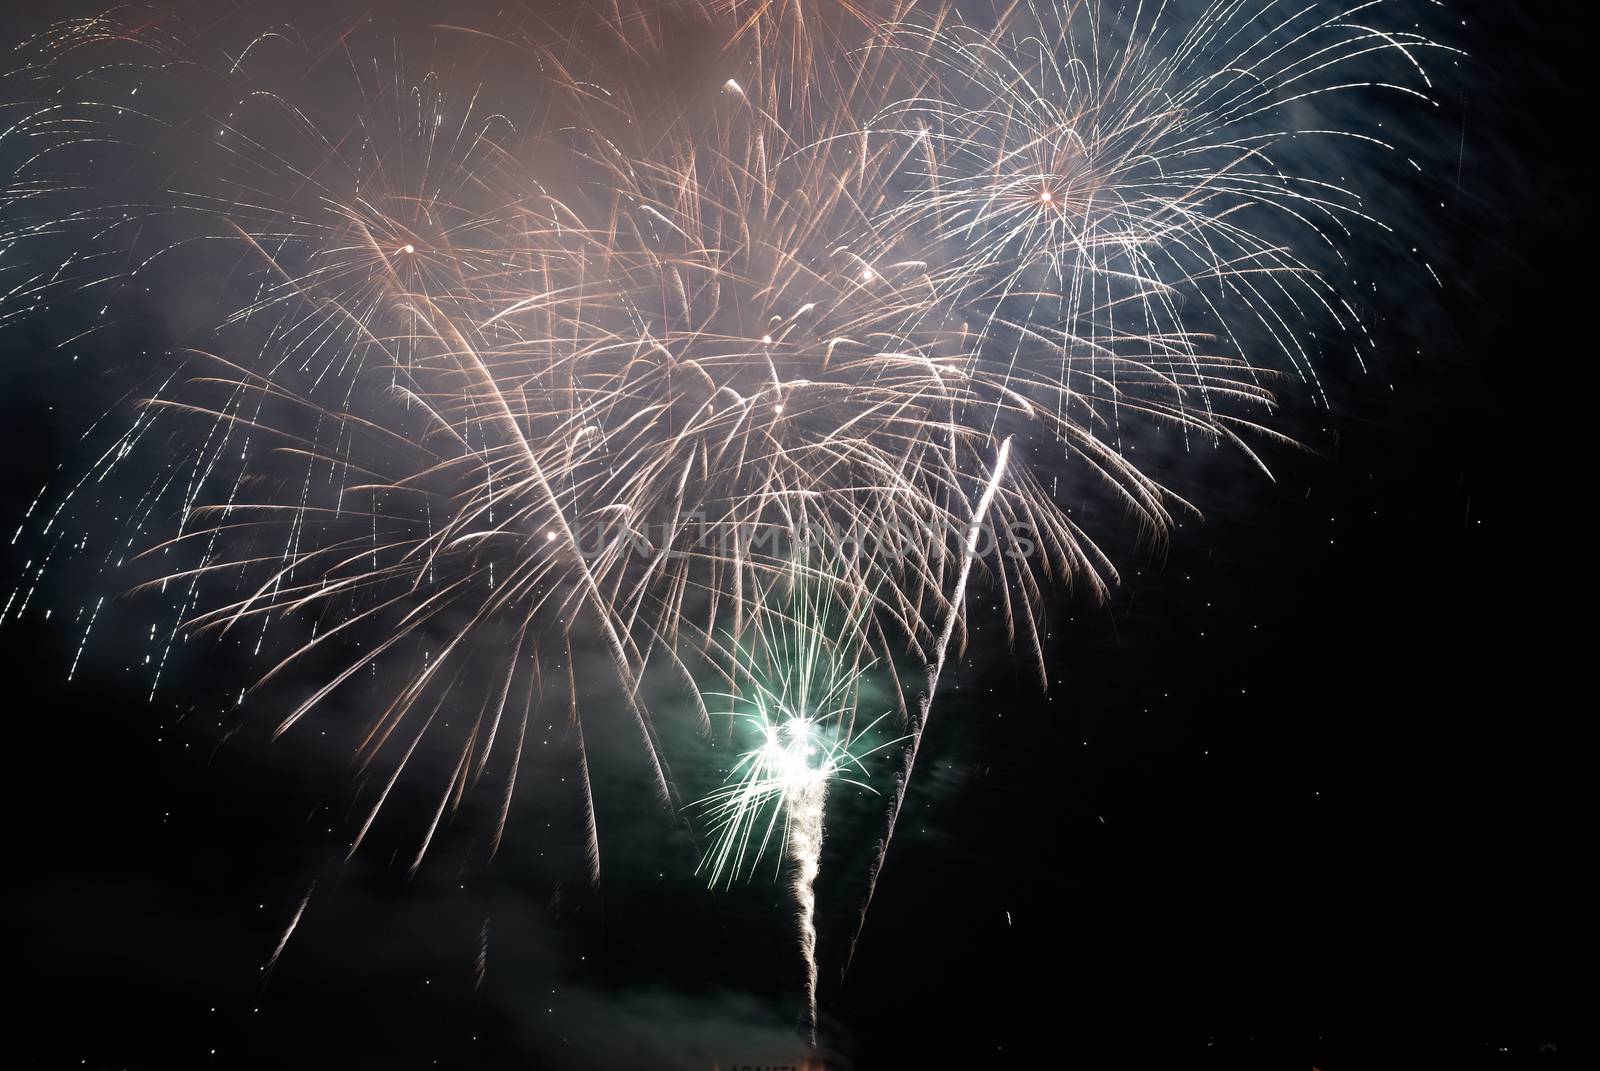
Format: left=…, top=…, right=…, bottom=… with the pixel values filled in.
left=693, top=567, right=898, bottom=1042
left=2, top=0, right=1447, bottom=1012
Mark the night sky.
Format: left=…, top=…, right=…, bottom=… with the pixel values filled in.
left=4, top=2, right=1581, bottom=1068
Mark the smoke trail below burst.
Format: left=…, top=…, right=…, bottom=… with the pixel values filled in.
left=692, top=568, right=898, bottom=1042
left=788, top=764, right=827, bottom=1044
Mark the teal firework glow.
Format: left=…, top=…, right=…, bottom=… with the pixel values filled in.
left=693, top=573, right=899, bottom=1042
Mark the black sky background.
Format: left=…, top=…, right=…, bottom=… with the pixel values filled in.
left=3, top=2, right=1584, bottom=1068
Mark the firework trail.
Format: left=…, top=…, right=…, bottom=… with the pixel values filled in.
left=847, top=433, right=1010, bottom=970
left=1, top=0, right=1448, bottom=1010
left=693, top=568, right=897, bottom=1042
left=265, top=882, right=315, bottom=975
left=788, top=770, right=826, bottom=1045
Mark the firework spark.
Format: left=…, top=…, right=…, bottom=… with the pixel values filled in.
left=693, top=569, right=897, bottom=1042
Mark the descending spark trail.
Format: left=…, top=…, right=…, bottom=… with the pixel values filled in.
left=846, top=434, right=1011, bottom=971
left=265, top=882, right=315, bottom=975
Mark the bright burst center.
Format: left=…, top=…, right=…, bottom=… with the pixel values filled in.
left=766, top=717, right=832, bottom=791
